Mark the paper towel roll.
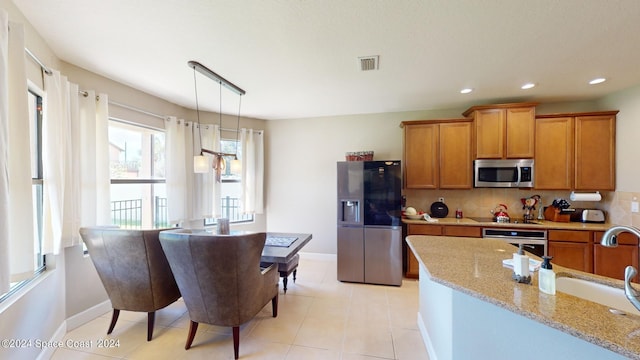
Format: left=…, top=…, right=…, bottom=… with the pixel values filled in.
left=569, top=191, right=602, bottom=201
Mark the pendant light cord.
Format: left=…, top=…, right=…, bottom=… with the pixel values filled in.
left=219, top=82, right=223, bottom=137
left=193, top=67, right=203, bottom=155
left=235, top=95, right=242, bottom=159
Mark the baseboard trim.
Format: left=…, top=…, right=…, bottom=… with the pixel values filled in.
left=66, top=299, right=111, bottom=331
left=35, top=321, right=66, bottom=360
left=298, top=252, right=336, bottom=261
left=417, top=311, right=437, bottom=360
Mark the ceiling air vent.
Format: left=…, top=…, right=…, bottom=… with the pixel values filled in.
left=359, top=56, right=379, bottom=71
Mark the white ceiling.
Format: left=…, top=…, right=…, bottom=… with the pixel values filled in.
left=12, top=0, right=640, bottom=120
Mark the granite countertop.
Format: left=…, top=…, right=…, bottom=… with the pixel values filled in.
left=403, top=217, right=612, bottom=231
left=406, top=235, right=640, bottom=359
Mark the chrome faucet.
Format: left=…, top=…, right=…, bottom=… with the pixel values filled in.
left=600, top=225, right=640, bottom=312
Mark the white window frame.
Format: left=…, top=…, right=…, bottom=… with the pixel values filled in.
left=0, top=87, right=46, bottom=303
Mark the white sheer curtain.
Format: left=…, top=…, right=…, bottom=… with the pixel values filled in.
left=78, top=91, right=111, bottom=228
left=240, top=128, right=264, bottom=214
left=165, top=119, right=219, bottom=224
left=42, top=71, right=110, bottom=254
left=165, top=116, right=190, bottom=224
left=0, top=14, right=36, bottom=293
left=195, top=123, right=218, bottom=218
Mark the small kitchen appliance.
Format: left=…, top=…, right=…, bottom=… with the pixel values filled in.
left=569, top=209, right=606, bottom=223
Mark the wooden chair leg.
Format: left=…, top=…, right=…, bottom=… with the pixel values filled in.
left=293, top=269, right=297, bottom=282
left=185, top=321, right=199, bottom=350
left=147, top=312, right=155, bottom=341
left=107, top=309, right=120, bottom=335
left=282, top=276, right=288, bottom=293
left=233, top=326, right=240, bottom=359
left=272, top=294, right=278, bottom=317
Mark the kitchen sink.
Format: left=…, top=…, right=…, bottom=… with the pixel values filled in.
left=556, top=276, right=640, bottom=316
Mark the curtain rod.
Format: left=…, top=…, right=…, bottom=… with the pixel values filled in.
left=78, top=90, right=165, bottom=120
left=110, top=99, right=165, bottom=120
left=25, top=48, right=53, bottom=76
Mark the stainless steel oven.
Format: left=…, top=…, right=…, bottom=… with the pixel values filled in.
left=482, top=228, right=547, bottom=257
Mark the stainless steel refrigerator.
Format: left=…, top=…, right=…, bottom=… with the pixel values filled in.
left=337, top=160, right=403, bottom=286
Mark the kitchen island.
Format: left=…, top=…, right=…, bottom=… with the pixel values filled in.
left=407, top=235, right=640, bottom=360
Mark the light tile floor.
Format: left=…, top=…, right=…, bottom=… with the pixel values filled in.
left=51, top=255, right=429, bottom=359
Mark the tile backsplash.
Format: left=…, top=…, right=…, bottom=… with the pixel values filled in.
left=404, top=189, right=639, bottom=226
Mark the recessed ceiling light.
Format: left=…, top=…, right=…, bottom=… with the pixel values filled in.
left=521, top=83, right=536, bottom=90
left=460, top=88, right=473, bottom=94
left=589, top=78, right=606, bottom=85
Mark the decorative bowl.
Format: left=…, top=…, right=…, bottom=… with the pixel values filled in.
left=405, top=213, right=424, bottom=220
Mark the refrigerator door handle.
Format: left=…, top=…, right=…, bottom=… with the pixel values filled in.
left=364, top=225, right=401, bottom=230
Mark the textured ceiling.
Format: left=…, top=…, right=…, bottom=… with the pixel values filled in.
left=12, top=0, right=640, bottom=120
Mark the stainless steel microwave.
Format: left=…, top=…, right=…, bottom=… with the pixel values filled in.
left=474, top=159, right=534, bottom=188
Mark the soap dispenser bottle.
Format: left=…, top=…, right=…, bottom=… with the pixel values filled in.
left=538, top=256, right=556, bottom=295
left=512, top=244, right=531, bottom=284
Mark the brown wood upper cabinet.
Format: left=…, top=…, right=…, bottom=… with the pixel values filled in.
left=535, top=111, right=617, bottom=190
left=402, top=120, right=472, bottom=189
left=463, top=103, right=537, bottom=159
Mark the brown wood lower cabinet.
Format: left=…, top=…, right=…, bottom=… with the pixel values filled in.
left=405, top=224, right=441, bottom=278
left=405, top=224, right=481, bottom=278
left=443, top=226, right=482, bottom=237
left=548, top=241, right=593, bottom=273
left=593, top=231, right=639, bottom=282
left=593, top=244, right=639, bottom=282
left=406, top=225, right=639, bottom=282
left=547, top=230, right=593, bottom=273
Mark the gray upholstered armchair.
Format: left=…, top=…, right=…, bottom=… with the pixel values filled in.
left=159, top=229, right=279, bottom=359
left=79, top=227, right=181, bottom=341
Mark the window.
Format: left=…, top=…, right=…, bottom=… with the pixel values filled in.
left=0, top=89, right=46, bottom=302
left=204, top=138, right=253, bottom=225
left=29, top=90, right=45, bottom=270
left=108, top=121, right=253, bottom=228
left=109, top=120, right=167, bottom=228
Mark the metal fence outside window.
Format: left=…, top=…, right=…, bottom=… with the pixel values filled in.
left=111, top=196, right=251, bottom=229
left=111, top=199, right=142, bottom=228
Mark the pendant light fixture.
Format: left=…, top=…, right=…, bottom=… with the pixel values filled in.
left=189, top=60, right=245, bottom=180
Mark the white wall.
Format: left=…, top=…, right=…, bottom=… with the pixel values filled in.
left=597, top=84, right=640, bottom=192
left=264, top=108, right=464, bottom=254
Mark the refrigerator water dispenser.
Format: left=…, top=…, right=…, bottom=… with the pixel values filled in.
left=340, top=200, right=359, bottom=223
